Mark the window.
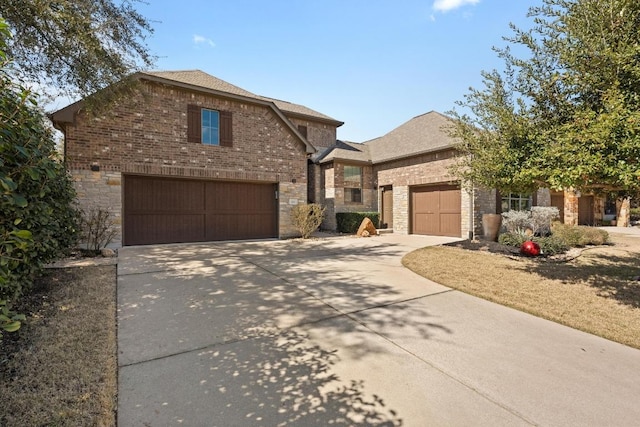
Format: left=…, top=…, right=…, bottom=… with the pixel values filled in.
left=187, top=105, right=233, bottom=146
left=344, top=165, right=362, bottom=203
left=501, top=193, right=532, bottom=212
left=297, top=125, right=308, bottom=139
left=604, top=196, right=617, bottom=216
left=201, top=109, right=220, bottom=145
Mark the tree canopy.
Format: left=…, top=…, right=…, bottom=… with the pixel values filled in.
left=449, top=0, right=640, bottom=198
left=0, top=0, right=154, bottom=103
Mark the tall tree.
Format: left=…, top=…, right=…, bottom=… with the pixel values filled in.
left=0, top=0, right=154, bottom=103
left=449, top=0, right=640, bottom=198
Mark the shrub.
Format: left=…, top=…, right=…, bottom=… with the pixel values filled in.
left=291, top=203, right=325, bottom=239
left=0, top=299, right=25, bottom=339
left=336, top=212, right=380, bottom=234
left=498, top=231, right=529, bottom=247
left=0, top=27, right=80, bottom=336
left=499, top=231, right=569, bottom=256
left=501, top=210, right=532, bottom=233
left=534, top=235, right=569, bottom=256
left=80, top=207, right=118, bottom=250
left=551, top=223, right=610, bottom=247
left=531, top=206, right=559, bottom=235
left=631, top=208, right=640, bottom=222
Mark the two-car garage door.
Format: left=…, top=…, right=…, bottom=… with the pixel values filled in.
left=411, top=184, right=461, bottom=237
left=123, top=175, right=277, bottom=246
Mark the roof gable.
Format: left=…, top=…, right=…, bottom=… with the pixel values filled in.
left=50, top=69, right=347, bottom=155
left=142, top=70, right=343, bottom=125
left=365, top=111, right=458, bottom=163
left=318, top=111, right=458, bottom=165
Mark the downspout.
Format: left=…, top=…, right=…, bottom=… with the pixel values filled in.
left=469, top=186, right=475, bottom=240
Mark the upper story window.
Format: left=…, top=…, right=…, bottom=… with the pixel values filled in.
left=501, top=193, right=532, bottom=212
left=187, top=104, right=233, bottom=147
left=201, top=109, right=220, bottom=145
left=344, top=165, right=362, bottom=203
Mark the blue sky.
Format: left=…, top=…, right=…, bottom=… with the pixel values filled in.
left=137, top=0, right=539, bottom=142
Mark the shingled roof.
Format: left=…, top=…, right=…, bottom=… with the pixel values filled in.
left=315, top=140, right=371, bottom=164
left=142, top=70, right=342, bottom=125
left=317, top=111, right=458, bottom=164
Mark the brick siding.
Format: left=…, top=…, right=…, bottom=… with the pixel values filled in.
left=63, top=81, right=333, bottom=244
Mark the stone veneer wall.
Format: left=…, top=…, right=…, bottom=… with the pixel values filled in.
left=392, top=186, right=409, bottom=234
left=564, top=191, right=579, bottom=225
left=472, top=186, right=497, bottom=239
left=278, top=181, right=309, bottom=238
left=71, top=169, right=123, bottom=247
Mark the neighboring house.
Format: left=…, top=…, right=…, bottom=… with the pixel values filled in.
left=51, top=70, right=343, bottom=246
left=51, top=71, right=627, bottom=246
left=314, top=111, right=487, bottom=238
left=314, top=111, right=627, bottom=238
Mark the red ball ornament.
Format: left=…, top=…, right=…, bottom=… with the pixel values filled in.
left=520, top=240, right=541, bottom=257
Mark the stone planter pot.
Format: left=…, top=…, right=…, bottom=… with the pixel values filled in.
left=482, top=213, right=502, bottom=242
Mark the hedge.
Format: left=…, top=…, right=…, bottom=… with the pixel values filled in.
left=336, top=212, right=380, bottom=234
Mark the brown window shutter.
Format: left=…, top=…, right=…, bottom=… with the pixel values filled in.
left=298, top=125, right=308, bottom=139
left=187, top=104, right=201, bottom=143
left=495, top=189, right=502, bottom=214
left=220, top=111, right=233, bottom=147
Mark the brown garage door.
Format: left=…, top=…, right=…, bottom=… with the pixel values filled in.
left=123, top=176, right=277, bottom=245
left=411, top=184, right=461, bottom=237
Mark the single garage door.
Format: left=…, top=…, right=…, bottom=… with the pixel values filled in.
left=411, top=184, right=461, bottom=237
left=123, top=175, right=278, bottom=245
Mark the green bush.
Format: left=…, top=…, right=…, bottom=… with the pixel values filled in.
left=498, top=231, right=529, bottom=247
left=0, top=22, right=80, bottom=337
left=534, top=235, right=569, bottom=256
left=498, top=232, right=569, bottom=256
left=336, top=212, right=380, bottom=233
left=551, top=223, right=610, bottom=247
left=631, top=208, right=640, bottom=222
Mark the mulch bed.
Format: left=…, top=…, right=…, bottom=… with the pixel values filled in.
left=444, top=239, right=583, bottom=262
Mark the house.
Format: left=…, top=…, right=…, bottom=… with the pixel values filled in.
left=313, top=111, right=478, bottom=238
left=51, top=70, right=343, bottom=246
left=51, top=70, right=627, bottom=246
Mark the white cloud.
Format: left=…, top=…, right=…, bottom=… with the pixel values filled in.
left=433, top=0, right=480, bottom=13
left=193, top=34, right=215, bottom=48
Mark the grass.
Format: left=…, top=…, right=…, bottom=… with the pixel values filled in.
left=402, top=234, right=640, bottom=349
left=0, top=265, right=117, bottom=426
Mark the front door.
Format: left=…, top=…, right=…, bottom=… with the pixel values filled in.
left=381, top=186, right=393, bottom=229
left=578, top=196, right=594, bottom=225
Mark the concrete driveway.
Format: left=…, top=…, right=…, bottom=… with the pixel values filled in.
left=117, top=234, right=640, bottom=426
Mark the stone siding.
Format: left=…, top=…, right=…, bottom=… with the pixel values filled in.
left=71, top=170, right=122, bottom=247
left=564, top=191, right=579, bottom=226
left=392, top=186, right=409, bottom=234
left=278, top=182, right=309, bottom=238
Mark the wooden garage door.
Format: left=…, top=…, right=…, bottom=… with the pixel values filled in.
left=411, top=185, right=461, bottom=237
left=124, top=176, right=277, bottom=245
